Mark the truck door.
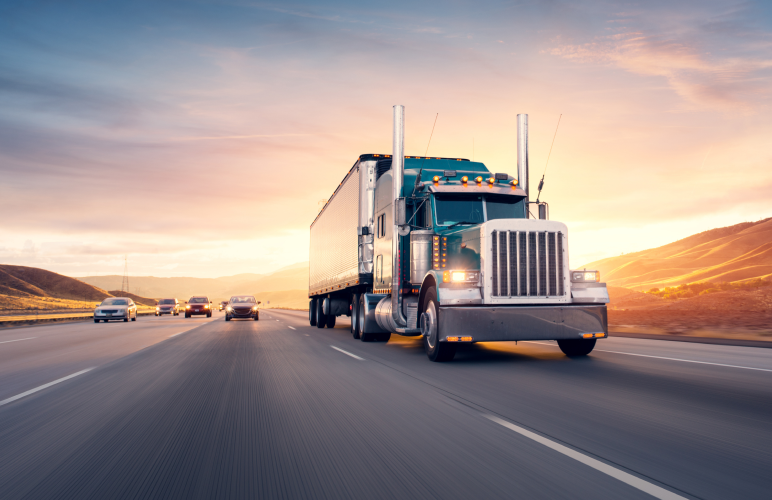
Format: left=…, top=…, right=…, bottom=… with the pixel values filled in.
left=373, top=172, right=393, bottom=290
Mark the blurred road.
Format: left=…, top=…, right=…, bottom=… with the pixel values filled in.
left=1, top=309, right=770, bottom=499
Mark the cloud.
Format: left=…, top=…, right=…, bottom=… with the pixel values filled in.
left=548, top=21, right=772, bottom=109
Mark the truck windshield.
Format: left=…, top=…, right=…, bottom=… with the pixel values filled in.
left=434, top=195, right=484, bottom=226
left=486, top=195, right=526, bottom=220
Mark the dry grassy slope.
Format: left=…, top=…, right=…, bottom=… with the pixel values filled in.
left=107, top=291, right=157, bottom=307
left=0, top=265, right=112, bottom=301
left=583, top=217, right=772, bottom=290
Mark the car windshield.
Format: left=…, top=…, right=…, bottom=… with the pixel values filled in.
left=101, top=298, right=128, bottom=306
left=485, top=195, right=526, bottom=220
left=230, top=296, right=256, bottom=303
left=189, top=297, right=208, bottom=303
left=159, top=299, right=175, bottom=305
left=434, top=195, right=484, bottom=226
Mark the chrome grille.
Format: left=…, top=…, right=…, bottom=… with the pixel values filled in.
left=491, top=230, right=565, bottom=298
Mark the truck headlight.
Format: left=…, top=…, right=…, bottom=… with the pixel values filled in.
left=443, top=270, right=480, bottom=283
left=571, top=270, right=600, bottom=283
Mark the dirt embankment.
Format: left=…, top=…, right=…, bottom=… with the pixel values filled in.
left=608, top=285, right=772, bottom=341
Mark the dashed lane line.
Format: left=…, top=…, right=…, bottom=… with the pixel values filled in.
left=288, top=326, right=296, bottom=330
left=485, top=415, right=687, bottom=500
left=330, top=346, right=364, bottom=360
left=0, top=337, right=36, bottom=345
left=0, top=368, right=95, bottom=408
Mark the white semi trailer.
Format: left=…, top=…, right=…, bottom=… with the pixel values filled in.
left=309, top=106, right=609, bottom=362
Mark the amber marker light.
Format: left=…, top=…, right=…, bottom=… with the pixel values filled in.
left=460, top=336, right=473, bottom=342
left=475, top=176, right=483, bottom=185
left=447, top=337, right=459, bottom=342
left=433, top=175, right=440, bottom=185
left=511, top=179, right=518, bottom=188
left=488, top=177, right=495, bottom=185
left=443, top=271, right=450, bottom=282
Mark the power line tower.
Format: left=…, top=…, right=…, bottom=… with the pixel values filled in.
left=121, top=255, right=130, bottom=294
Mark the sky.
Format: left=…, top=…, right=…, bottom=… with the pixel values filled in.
left=1, top=0, right=771, bottom=278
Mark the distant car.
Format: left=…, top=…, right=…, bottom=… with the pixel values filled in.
left=94, top=297, right=137, bottom=323
left=156, top=298, right=180, bottom=316
left=225, top=296, right=260, bottom=321
left=185, top=296, right=212, bottom=318
left=219, top=301, right=228, bottom=311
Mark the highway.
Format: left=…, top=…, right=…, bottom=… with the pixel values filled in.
left=1, top=311, right=770, bottom=499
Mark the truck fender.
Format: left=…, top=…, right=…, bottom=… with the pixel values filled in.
left=418, top=274, right=438, bottom=319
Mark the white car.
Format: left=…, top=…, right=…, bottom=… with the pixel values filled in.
left=94, top=297, right=137, bottom=323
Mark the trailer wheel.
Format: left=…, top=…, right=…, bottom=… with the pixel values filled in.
left=421, top=287, right=456, bottom=362
left=316, top=298, right=327, bottom=329
left=359, top=298, right=375, bottom=341
left=325, top=314, right=336, bottom=328
left=351, top=294, right=360, bottom=339
left=309, top=299, right=317, bottom=326
left=557, top=338, right=596, bottom=357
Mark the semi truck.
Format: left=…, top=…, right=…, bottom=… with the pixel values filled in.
left=309, top=106, right=609, bottom=362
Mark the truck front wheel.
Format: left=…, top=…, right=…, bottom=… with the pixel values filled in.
left=421, top=287, right=456, bottom=362
left=557, top=338, right=596, bottom=357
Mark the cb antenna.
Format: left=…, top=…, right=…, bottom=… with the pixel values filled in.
left=536, top=113, right=562, bottom=203
left=412, top=113, right=438, bottom=196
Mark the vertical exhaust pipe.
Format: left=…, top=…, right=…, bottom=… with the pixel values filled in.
left=517, top=114, right=529, bottom=203
left=391, top=105, right=407, bottom=328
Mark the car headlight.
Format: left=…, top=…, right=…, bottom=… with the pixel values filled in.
left=442, top=270, right=480, bottom=283
left=205, top=304, right=209, bottom=309
left=252, top=305, right=258, bottom=311
left=186, top=305, right=191, bottom=309
left=226, top=306, right=232, bottom=311
left=571, top=270, right=600, bottom=283
left=156, top=307, right=160, bottom=310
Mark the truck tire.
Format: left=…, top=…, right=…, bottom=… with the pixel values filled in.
left=325, top=314, right=336, bottom=328
left=359, top=298, right=375, bottom=341
left=309, top=299, right=317, bottom=326
left=351, top=294, right=360, bottom=339
left=421, top=287, right=456, bottom=362
left=316, top=299, right=327, bottom=329
left=377, top=332, right=391, bottom=342
left=557, top=338, right=596, bottom=357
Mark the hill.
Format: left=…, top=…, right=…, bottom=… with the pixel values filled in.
left=583, top=217, right=772, bottom=290
left=106, top=291, right=158, bottom=307
left=78, top=263, right=309, bottom=302
left=1, top=265, right=111, bottom=301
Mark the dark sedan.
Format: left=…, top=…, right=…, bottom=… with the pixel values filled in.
left=225, top=296, right=260, bottom=321
left=185, top=296, right=212, bottom=318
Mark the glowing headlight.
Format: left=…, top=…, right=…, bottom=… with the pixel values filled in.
left=442, top=270, right=480, bottom=283
left=571, top=270, right=600, bottom=283
left=156, top=307, right=159, bottom=310
left=252, top=305, right=258, bottom=311
left=186, top=305, right=191, bottom=309
left=226, top=306, right=233, bottom=312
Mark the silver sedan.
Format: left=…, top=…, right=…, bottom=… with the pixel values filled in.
left=94, top=297, right=138, bottom=323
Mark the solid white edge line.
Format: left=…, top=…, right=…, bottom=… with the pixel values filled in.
left=596, top=350, right=772, bottom=373
left=169, top=332, right=186, bottom=338
left=288, top=326, right=296, bottom=330
left=526, top=341, right=772, bottom=373
left=0, top=368, right=95, bottom=407
left=330, top=345, right=364, bottom=360
left=484, top=415, right=686, bottom=500
left=0, top=337, right=36, bottom=344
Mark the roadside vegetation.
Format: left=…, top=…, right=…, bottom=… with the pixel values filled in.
left=646, top=278, right=772, bottom=300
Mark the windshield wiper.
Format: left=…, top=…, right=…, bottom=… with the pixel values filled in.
left=446, top=221, right=478, bottom=230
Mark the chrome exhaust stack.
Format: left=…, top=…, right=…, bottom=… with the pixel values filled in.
left=390, top=104, right=408, bottom=329
left=517, top=114, right=529, bottom=202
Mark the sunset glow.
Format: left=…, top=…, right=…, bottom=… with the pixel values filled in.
left=2, top=0, right=770, bottom=277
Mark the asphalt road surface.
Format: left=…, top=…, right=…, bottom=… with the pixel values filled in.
left=1, top=309, right=770, bottom=499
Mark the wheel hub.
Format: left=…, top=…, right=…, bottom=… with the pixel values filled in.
left=420, top=303, right=438, bottom=348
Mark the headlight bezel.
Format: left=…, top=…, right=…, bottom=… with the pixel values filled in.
left=571, top=270, right=600, bottom=283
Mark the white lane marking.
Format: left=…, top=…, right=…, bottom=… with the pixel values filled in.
left=526, top=342, right=772, bottom=373
left=169, top=332, right=187, bottom=338
left=0, top=368, right=94, bottom=407
left=330, top=346, right=364, bottom=360
left=276, top=320, right=280, bottom=322
left=288, top=326, right=296, bottom=330
left=0, top=337, right=36, bottom=344
left=596, top=349, right=772, bottom=373
left=304, top=334, right=310, bottom=337
left=484, top=415, right=686, bottom=500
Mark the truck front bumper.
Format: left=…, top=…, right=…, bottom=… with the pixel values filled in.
left=437, top=304, right=607, bottom=342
